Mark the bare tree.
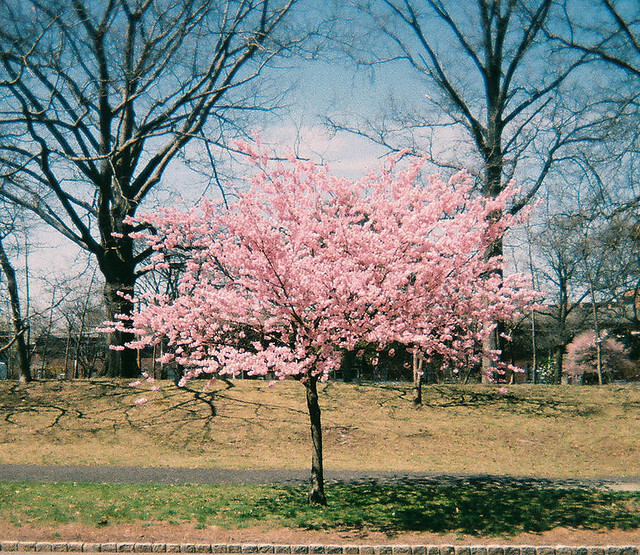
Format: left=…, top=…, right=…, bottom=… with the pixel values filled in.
left=330, top=0, right=615, bottom=376
left=554, top=0, right=639, bottom=79
left=577, top=197, right=639, bottom=365
left=0, top=215, right=31, bottom=382
left=36, top=285, right=57, bottom=377
left=530, top=209, right=589, bottom=383
left=552, top=0, right=640, bottom=214
left=530, top=163, right=639, bottom=382
left=69, top=268, right=101, bottom=379
left=0, top=0, right=306, bottom=377
left=598, top=215, right=639, bottom=330
left=334, top=1, right=597, bottom=199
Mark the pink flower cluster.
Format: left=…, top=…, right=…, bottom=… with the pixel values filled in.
left=115, top=145, right=538, bottom=385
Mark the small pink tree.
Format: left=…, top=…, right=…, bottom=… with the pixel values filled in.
left=113, top=144, right=537, bottom=504
left=564, top=331, right=636, bottom=384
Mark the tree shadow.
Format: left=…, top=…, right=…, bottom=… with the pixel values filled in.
left=0, top=379, right=226, bottom=437
left=264, top=477, right=639, bottom=536
left=351, top=382, right=604, bottom=417
left=422, top=385, right=603, bottom=417
left=0, top=379, right=311, bottom=449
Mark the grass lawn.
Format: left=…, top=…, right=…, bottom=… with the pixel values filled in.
left=0, top=379, right=637, bottom=477
left=0, top=481, right=638, bottom=537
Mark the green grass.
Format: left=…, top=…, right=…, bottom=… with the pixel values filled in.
left=1, top=481, right=637, bottom=537
left=0, top=379, right=638, bottom=478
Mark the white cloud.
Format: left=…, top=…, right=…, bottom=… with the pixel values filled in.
left=262, top=124, right=388, bottom=179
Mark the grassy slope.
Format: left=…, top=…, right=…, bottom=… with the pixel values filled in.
left=0, top=379, right=638, bottom=478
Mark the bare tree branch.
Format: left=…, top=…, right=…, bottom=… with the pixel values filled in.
left=0, top=0, right=309, bottom=376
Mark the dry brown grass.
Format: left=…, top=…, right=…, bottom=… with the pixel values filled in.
left=0, top=379, right=638, bottom=477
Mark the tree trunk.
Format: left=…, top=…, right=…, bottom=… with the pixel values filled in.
left=412, top=352, right=423, bottom=406
left=64, top=324, right=72, bottom=379
left=527, top=240, right=539, bottom=384
left=0, top=238, right=31, bottom=383
left=23, top=236, right=31, bottom=357
left=72, top=331, right=82, bottom=379
left=304, top=375, right=326, bottom=505
left=74, top=269, right=96, bottom=379
left=40, top=288, right=57, bottom=377
left=588, top=280, right=604, bottom=385
left=554, top=346, right=564, bottom=384
left=340, top=350, right=356, bottom=382
left=103, top=277, right=140, bottom=378
left=481, top=325, right=502, bottom=383
left=481, top=148, right=504, bottom=381
left=531, top=308, right=538, bottom=384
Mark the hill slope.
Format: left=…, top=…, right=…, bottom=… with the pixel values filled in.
left=0, top=379, right=637, bottom=478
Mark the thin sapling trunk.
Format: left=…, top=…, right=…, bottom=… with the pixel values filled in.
left=304, top=375, right=326, bottom=505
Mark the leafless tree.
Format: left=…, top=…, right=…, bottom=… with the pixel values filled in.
left=330, top=0, right=617, bottom=376
left=66, top=268, right=102, bottom=379
left=579, top=197, right=639, bottom=349
left=597, top=215, right=639, bottom=329
left=0, top=0, right=307, bottom=377
left=552, top=0, right=640, bottom=209
left=334, top=1, right=600, bottom=199
left=59, top=288, right=106, bottom=379
left=527, top=214, right=585, bottom=382
left=36, top=285, right=58, bottom=377
left=0, top=209, right=31, bottom=382
left=530, top=165, right=639, bottom=381
left=553, top=0, right=639, bottom=79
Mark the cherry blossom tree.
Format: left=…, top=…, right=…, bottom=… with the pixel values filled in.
left=113, top=144, right=537, bottom=505
left=564, top=330, right=637, bottom=384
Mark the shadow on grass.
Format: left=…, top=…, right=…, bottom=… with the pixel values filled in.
left=261, top=480, right=639, bottom=536
left=423, top=386, right=603, bottom=417
left=366, top=382, right=603, bottom=418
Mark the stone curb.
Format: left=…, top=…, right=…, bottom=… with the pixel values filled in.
left=0, top=543, right=637, bottom=554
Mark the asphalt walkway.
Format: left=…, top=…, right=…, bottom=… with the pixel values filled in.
left=0, top=464, right=638, bottom=491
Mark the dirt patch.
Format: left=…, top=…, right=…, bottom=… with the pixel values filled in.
left=0, top=523, right=637, bottom=547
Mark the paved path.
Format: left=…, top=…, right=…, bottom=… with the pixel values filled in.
left=0, top=464, right=638, bottom=491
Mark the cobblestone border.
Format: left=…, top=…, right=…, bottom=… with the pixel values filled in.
left=0, top=543, right=637, bottom=554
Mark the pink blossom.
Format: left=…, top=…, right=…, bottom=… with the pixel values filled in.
left=565, top=330, right=635, bottom=381
left=134, top=397, right=148, bottom=406
left=497, top=387, right=509, bottom=395
left=104, top=143, right=542, bottom=507
left=114, top=144, right=537, bottom=386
